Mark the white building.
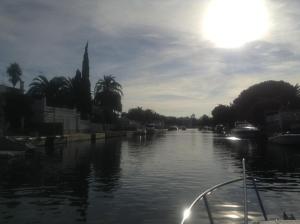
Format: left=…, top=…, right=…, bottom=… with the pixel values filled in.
left=31, top=98, right=99, bottom=134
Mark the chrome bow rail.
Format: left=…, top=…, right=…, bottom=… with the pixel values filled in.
left=181, top=159, right=268, bottom=224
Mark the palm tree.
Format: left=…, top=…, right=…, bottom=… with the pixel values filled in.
left=63, top=70, right=83, bottom=110
left=6, top=63, right=22, bottom=88
left=27, top=75, right=69, bottom=107
left=94, top=75, right=123, bottom=123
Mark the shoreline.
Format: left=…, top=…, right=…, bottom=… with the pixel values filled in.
left=0, top=131, right=128, bottom=150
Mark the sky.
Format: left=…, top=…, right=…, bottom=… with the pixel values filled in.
left=1, top=0, right=300, bottom=117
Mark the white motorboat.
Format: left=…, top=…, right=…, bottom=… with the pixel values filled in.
left=230, top=121, right=262, bottom=139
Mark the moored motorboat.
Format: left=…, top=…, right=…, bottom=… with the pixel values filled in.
left=268, top=132, right=300, bottom=145
left=230, top=121, right=262, bottom=139
left=214, top=124, right=226, bottom=135
left=145, top=123, right=156, bottom=135
left=168, top=126, right=178, bottom=131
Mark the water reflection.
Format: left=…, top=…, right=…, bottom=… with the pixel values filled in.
left=211, top=134, right=300, bottom=222
left=127, top=132, right=166, bottom=146
left=0, top=141, right=93, bottom=223
left=61, top=142, right=91, bottom=222
left=0, top=139, right=124, bottom=223
left=212, top=135, right=300, bottom=181
left=91, top=139, right=122, bottom=193
left=1, top=130, right=300, bottom=224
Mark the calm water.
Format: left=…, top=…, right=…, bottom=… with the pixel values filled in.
left=1, top=129, right=300, bottom=224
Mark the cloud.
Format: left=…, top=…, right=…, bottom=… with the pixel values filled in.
left=1, top=0, right=300, bottom=116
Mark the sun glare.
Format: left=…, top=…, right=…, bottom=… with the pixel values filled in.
left=202, top=0, right=270, bottom=48
left=182, top=208, right=191, bottom=223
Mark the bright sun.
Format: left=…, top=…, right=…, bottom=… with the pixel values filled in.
left=202, top=0, right=270, bottom=48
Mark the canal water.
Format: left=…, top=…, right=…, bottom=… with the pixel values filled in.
left=1, top=129, right=300, bottom=224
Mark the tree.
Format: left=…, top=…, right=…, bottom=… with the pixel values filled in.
left=212, top=104, right=235, bottom=125
left=199, top=114, right=213, bottom=127
left=81, top=42, right=92, bottom=119
left=27, top=75, right=69, bottom=107
left=127, top=107, right=145, bottom=123
left=94, top=75, right=123, bottom=123
left=127, top=107, right=162, bottom=124
left=294, top=83, right=300, bottom=97
left=190, top=114, right=197, bottom=127
left=232, top=80, right=300, bottom=124
left=63, top=70, right=83, bottom=110
left=6, top=63, right=22, bottom=88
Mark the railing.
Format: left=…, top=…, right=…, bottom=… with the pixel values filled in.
left=181, top=159, right=268, bottom=224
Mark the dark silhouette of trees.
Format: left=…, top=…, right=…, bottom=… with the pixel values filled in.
left=295, top=84, right=300, bottom=97
left=94, top=75, right=123, bottom=123
left=127, top=107, right=161, bottom=124
left=163, top=115, right=199, bottom=128
left=27, top=75, right=70, bottom=107
left=232, top=80, right=300, bottom=124
left=126, top=107, right=200, bottom=128
left=27, top=72, right=87, bottom=110
left=126, top=107, right=144, bottom=123
left=212, top=104, right=235, bottom=126
left=6, top=63, right=22, bottom=88
left=209, top=80, right=300, bottom=126
left=199, top=114, right=213, bottom=127
left=81, top=42, right=92, bottom=119
left=64, top=70, right=83, bottom=110
left=25, top=43, right=123, bottom=125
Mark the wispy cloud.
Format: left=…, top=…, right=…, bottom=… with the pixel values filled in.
left=1, top=0, right=300, bottom=116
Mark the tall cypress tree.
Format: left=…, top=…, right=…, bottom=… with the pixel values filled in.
left=82, top=42, right=89, bottom=83
left=81, top=42, right=92, bottom=119
left=74, top=69, right=83, bottom=111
